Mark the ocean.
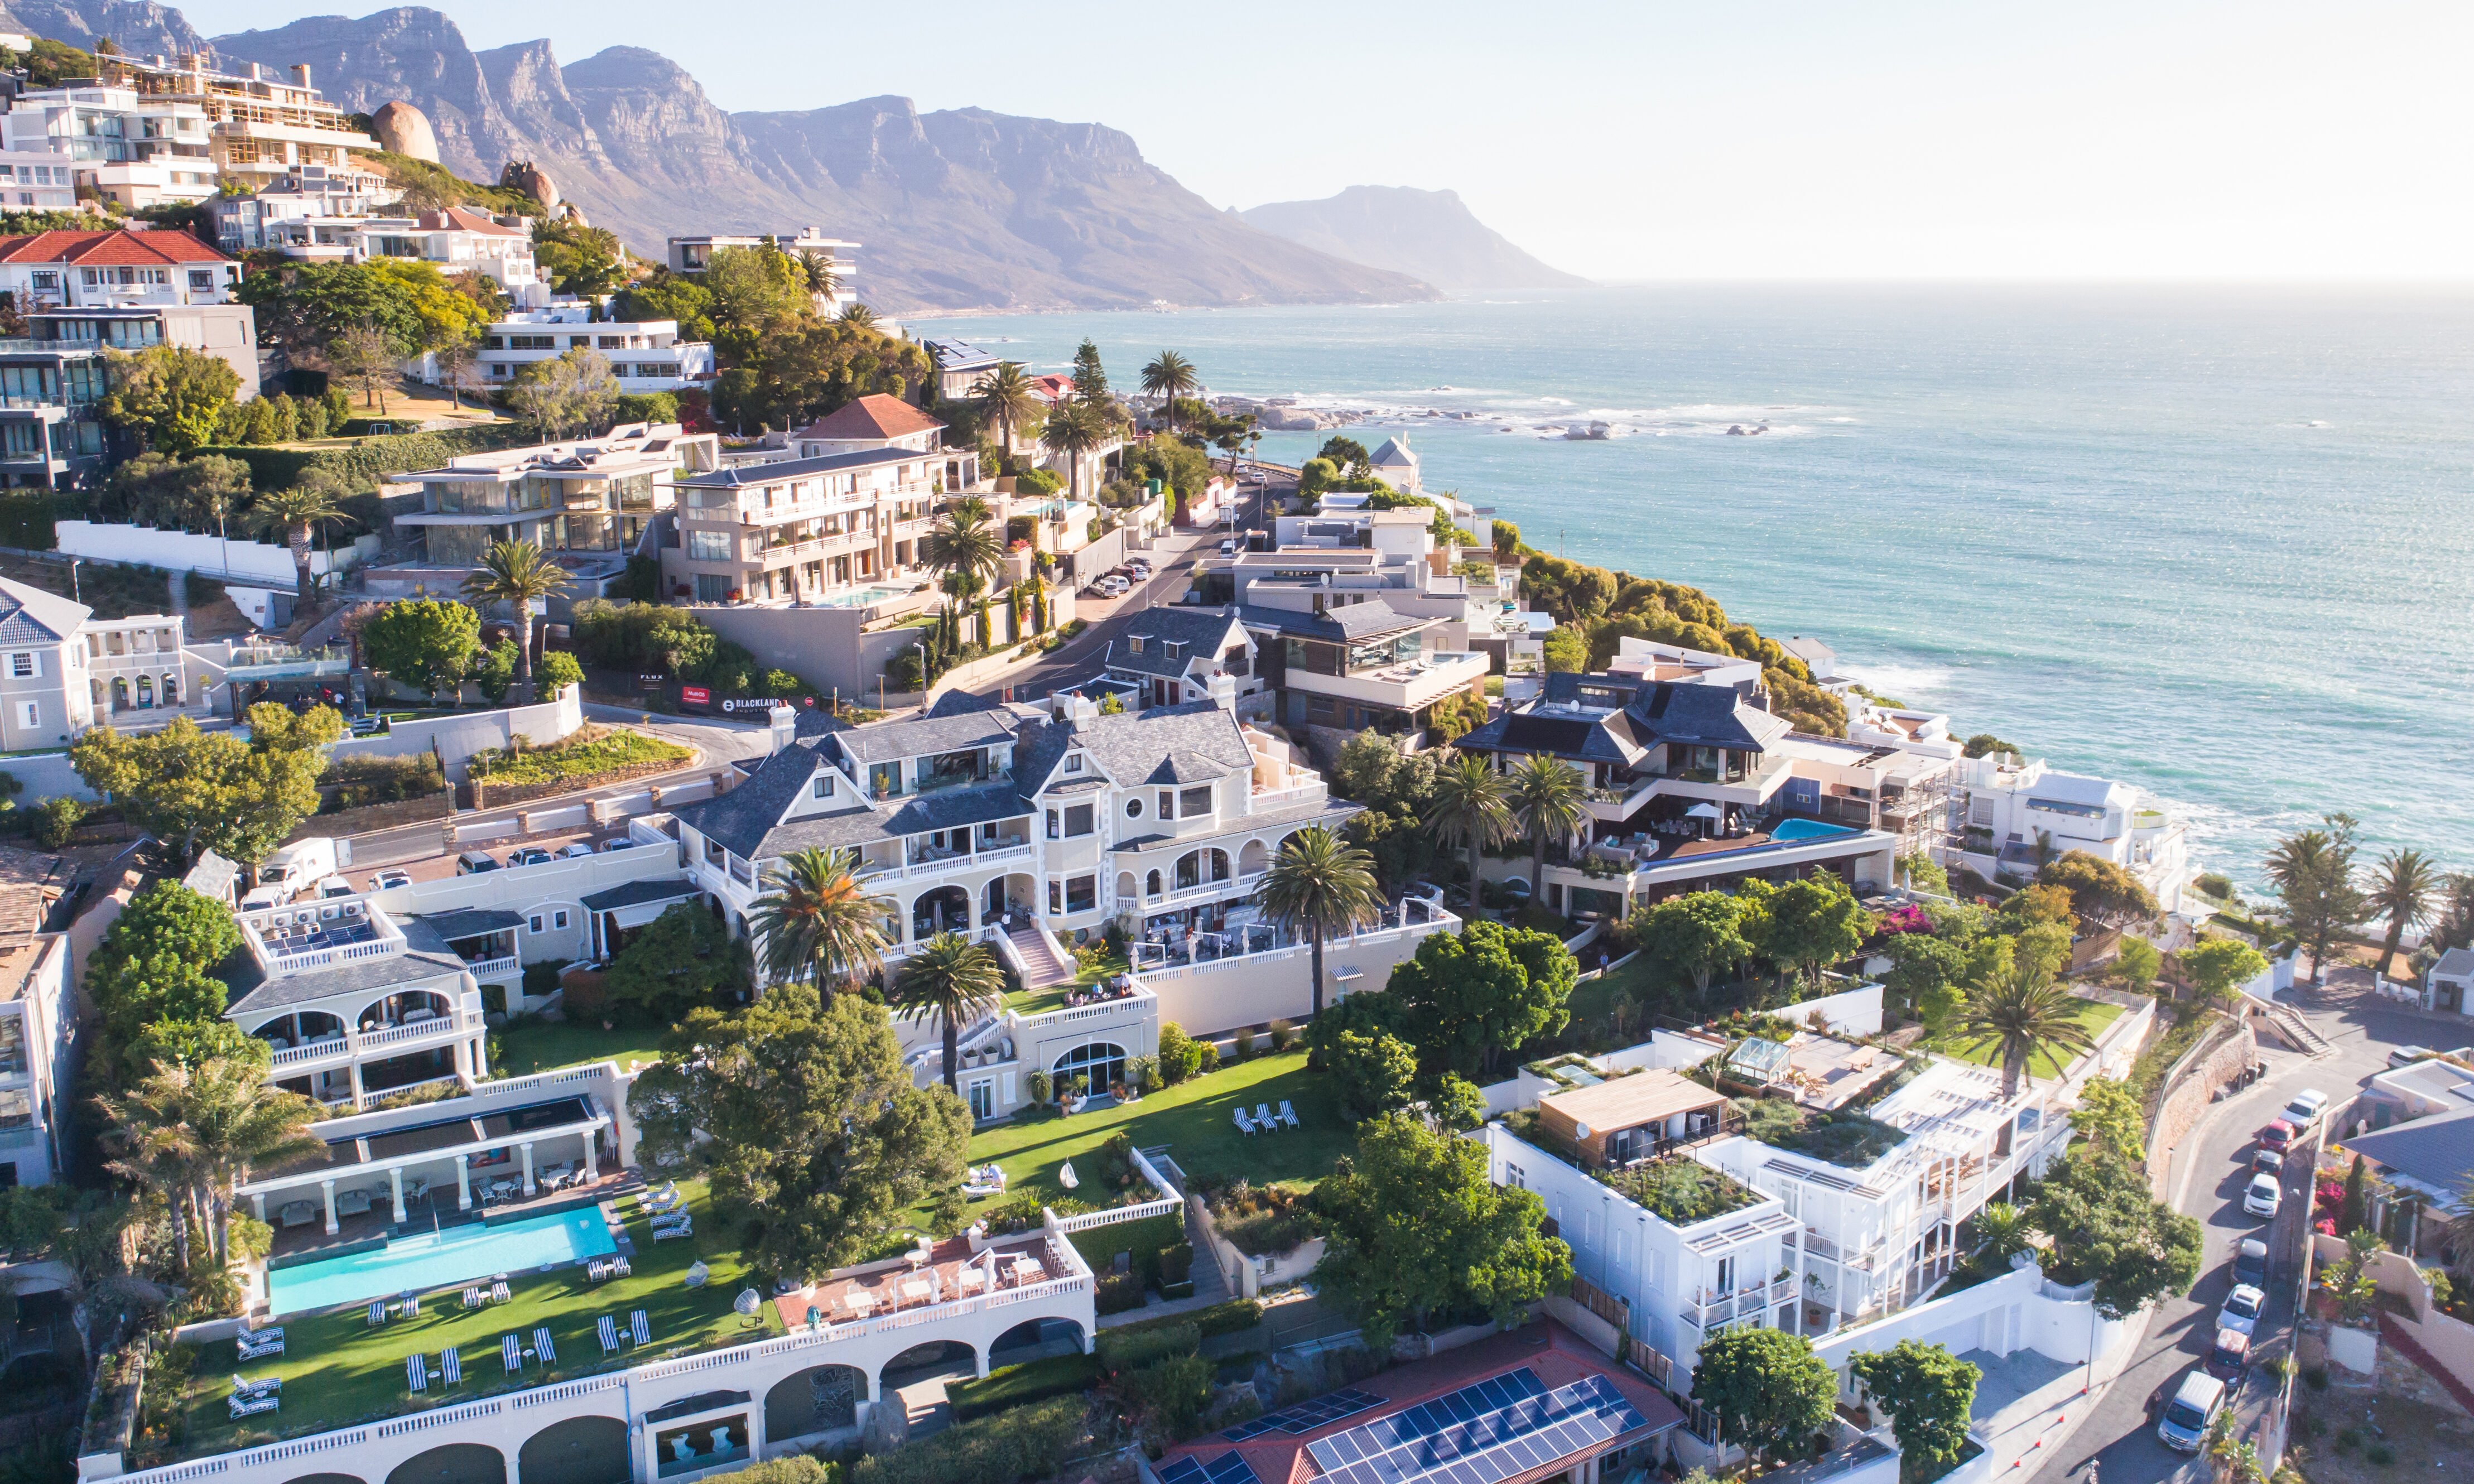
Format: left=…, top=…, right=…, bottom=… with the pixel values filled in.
left=938, top=286, right=2474, bottom=890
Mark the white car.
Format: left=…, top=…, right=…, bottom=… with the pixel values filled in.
left=368, top=869, right=412, bottom=892
left=2242, top=1173, right=2282, bottom=1218
left=599, top=838, right=638, bottom=854
left=1128, top=561, right=1152, bottom=579
left=2217, top=1283, right=2266, bottom=1337
left=2280, top=1088, right=2329, bottom=1128
left=1217, top=538, right=1238, bottom=556
left=556, top=843, right=597, bottom=860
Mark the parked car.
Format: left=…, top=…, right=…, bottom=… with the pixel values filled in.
left=2243, top=1172, right=2282, bottom=1218
left=2252, top=1148, right=2284, bottom=1174
left=599, top=838, right=639, bottom=853
left=1128, top=560, right=1153, bottom=579
left=2217, top=1283, right=2266, bottom=1337
left=1218, top=538, right=1238, bottom=556
left=368, top=869, right=412, bottom=892
left=2389, top=1045, right=2437, bottom=1069
left=2280, top=1088, right=2331, bottom=1128
left=455, top=851, right=502, bottom=875
left=508, top=847, right=555, bottom=868
left=2158, top=1370, right=2227, bottom=1452
left=2257, top=1119, right=2296, bottom=1153
left=257, top=837, right=341, bottom=898
left=314, top=875, right=355, bottom=899
left=2207, top=1328, right=2251, bottom=1380
left=556, top=843, right=596, bottom=860
left=2233, top=1236, right=2270, bottom=1289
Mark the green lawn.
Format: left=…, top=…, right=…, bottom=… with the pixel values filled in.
left=1927, top=995, right=2127, bottom=1080
left=177, top=1181, right=776, bottom=1458
left=492, top=1020, right=667, bottom=1077
left=965, top=1051, right=1348, bottom=1213
left=1003, top=948, right=1130, bottom=1016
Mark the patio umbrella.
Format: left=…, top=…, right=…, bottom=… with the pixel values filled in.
left=1686, top=802, right=1723, bottom=821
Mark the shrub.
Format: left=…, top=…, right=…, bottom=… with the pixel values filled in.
left=1159, top=1244, right=1193, bottom=1286
left=1268, top=1019, right=1293, bottom=1052
left=321, top=751, right=446, bottom=809
left=1119, top=1353, right=1215, bottom=1442
left=29, top=796, right=83, bottom=850
left=2367, top=1444, right=2395, bottom=1466
left=1192, top=1038, right=1221, bottom=1077
left=1026, top=1069, right=1052, bottom=1105
left=1098, top=1320, right=1198, bottom=1372
left=1095, top=1270, right=1145, bottom=1313
left=1157, top=1022, right=1201, bottom=1084
left=849, top=1395, right=1086, bottom=1484
left=1231, top=1026, right=1255, bottom=1061
left=947, top=1352, right=1101, bottom=1421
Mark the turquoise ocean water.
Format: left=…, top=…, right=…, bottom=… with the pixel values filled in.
left=942, top=286, right=2474, bottom=889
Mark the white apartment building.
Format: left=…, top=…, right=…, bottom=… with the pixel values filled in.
left=0, top=150, right=79, bottom=211
left=0, top=845, right=76, bottom=1188
left=473, top=305, right=714, bottom=392
left=207, top=165, right=385, bottom=250
left=94, top=53, right=381, bottom=196
left=0, top=83, right=214, bottom=206
left=0, top=575, right=213, bottom=747
left=667, top=228, right=858, bottom=311
left=1948, top=751, right=2190, bottom=912
left=0, top=225, right=242, bottom=310
left=269, top=205, right=545, bottom=303
left=665, top=435, right=956, bottom=608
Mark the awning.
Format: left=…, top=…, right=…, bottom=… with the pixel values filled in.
left=1686, top=802, right=1724, bottom=821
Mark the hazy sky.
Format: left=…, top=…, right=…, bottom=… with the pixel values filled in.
left=181, top=0, right=2473, bottom=281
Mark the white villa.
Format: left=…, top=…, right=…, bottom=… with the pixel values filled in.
left=468, top=305, right=715, bottom=393
left=1947, top=751, right=2190, bottom=912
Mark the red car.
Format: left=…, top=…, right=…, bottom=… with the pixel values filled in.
left=2258, top=1119, right=2297, bottom=1153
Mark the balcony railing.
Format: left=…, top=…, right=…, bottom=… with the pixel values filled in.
left=267, top=1009, right=482, bottom=1069
left=460, top=955, right=519, bottom=983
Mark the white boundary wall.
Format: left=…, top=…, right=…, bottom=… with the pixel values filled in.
left=56, top=522, right=362, bottom=585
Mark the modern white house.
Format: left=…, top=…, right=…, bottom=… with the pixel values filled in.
left=0, top=83, right=215, bottom=206
left=0, top=844, right=78, bottom=1188
left=667, top=228, right=858, bottom=312
left=207, top=164, right=387, bottom=250
left=90, top=52, right=381, bottom=197
left=266, top=205, right=545, bottom=304
left=1946, top=751, right=2190, bottom=912
left=0, top=150, right=80, bottom=211
left=470, top=305, right=715, bottom=392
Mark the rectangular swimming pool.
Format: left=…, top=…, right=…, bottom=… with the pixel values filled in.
left=267, top=1207, right=616, bottom=1317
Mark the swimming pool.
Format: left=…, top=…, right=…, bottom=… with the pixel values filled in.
left=1769, top=818, right=1857, bottom=844
left=267, top=1207, right=616, bottom=1317
left=810, top=586, right=908, bottom=609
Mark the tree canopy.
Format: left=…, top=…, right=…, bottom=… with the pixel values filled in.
left=1744, top=875, right=1870, bottom=992
left=2027, top=1146, right=2203, bottom=1318
left=70, top=704, right=338, bottom=868
left=99, top=345, right=242, bottom=455
left=1690, top=1326, right=1838, bottom=1461
left=2179, top=934, right=2269, bottom=1006
left=85, top=882, right=247, bottom=1086
left=2037, top=850, right=2158, bottom=930
left=1382, top=919, right=1576, bottom=1077
left=359, top=598, right=483, bottom=701
left=629, top=984, right=969, bottom=1279
left=1851, top=1341, right=1982, bottom=1484
left=1637, top=891, right=1751, bottom=995
left=603, top=903, right=749, bottom=1022
left=1312, top=1113, right=1570, bottom=1350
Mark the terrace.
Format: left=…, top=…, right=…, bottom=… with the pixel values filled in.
left=771, top=1228, right=1073, bottom=1329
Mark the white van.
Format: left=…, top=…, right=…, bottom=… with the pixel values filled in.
left=255, top=837, right=343, bottom=901
left=2157, top=1369, right=2227, bottom=1452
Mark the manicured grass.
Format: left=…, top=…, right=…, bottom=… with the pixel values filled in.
left=175, top=1181, right=777, bottom=1459
left=1927, top=995, right=2126, bottom=1080
left=964, top=1051, right=1349, bottom=1212
left=491, top=1019, right=667, bottom=1077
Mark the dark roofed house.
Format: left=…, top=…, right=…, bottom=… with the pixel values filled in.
left=1104, top=606, right=1258, bottom=710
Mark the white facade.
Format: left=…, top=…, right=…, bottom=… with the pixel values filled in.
left=0, top=576, right=214, bottom=746
left=0, top=933, right=74, bottom=1187
left=209, top=167, right=387, bottom=250
left=667, top=228, right=858, bottom=311
left=0, top=84, right=215, bottom=205
left=476, top=305, right=714, bottom=392
left=272, top=207, right=545, bottom=304
left=0, top=150, right=80, bottom=211
left=1948, top=752, right=2189, bottom=912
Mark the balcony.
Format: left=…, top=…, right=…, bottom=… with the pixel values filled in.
left=1681, top=1276, right=1799, bottom=1330
left=1286, top=649, right=1491, bottom=712
left=267, top=1009, right=483, bottom=1072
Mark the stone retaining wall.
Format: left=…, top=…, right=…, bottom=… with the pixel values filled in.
left=2148, top=1020, right=2258, bottom=1197
left=291, top=792, right=451, bottom=840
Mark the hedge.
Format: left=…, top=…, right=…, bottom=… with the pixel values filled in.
left=848, top=1395, right=1087, bottom=1484
left=945, top=1352, right=1101, bottom=1422
left=1102, top=1298, right=1262, bottom=1347
left=196, top=422, right=540, bottom=490
left=1095, top=1320, right=1196, bottom=1374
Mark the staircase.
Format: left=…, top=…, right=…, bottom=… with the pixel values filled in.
left=1004, top=920, right=1077, bottom=989
left=2260, top=1001, right=2335, bottom=1058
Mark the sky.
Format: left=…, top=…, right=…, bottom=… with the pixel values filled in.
left=177, top=0, right=2474, bottom=281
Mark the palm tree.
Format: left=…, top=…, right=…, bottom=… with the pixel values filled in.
left=1426, top=751, right=1515, bottom=916
left=461, top=538, right=571, bottom=702
left=2367, top=847, right=2440, bottom=984
left=100, top=1057, right=320, bottom=1269
left=892, top=932, right=1006, bottom=1093
left=1140, top=350, right=1200, bottom=435
left=1508, top=753, right=1588, bottom=899
left=2265, top=825, right=2362, bottom=985
left=836, top=302, right=878, bottom=330
left=748, top=846, right=894, bottom=993
left=925, top=495, right=1003, bottom=645
left=1256, top=825, right=1381, bottom=1019
left=1950, top=966, right=2101, bottom=1100
left=975, top=362, right=1042, bottom=459
left=244, top=471, right=350, bottom=610
left=795, top=252, right=841, bottom=309
left=1039, top=397, right=1112, bottom=500
left=1972, top=1202, right=2033, bottom=1263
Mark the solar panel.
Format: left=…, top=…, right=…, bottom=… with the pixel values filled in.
left=1224, top=1387, right=1386, bottom=1441
left=1157, top=1452, right=1261, bottom=1484
left=1308, top=1374, right=1651, bottom=1484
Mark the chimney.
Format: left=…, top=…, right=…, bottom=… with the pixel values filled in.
left=768, top=704, right=796, bottom=754
left=1053, top=692, right=1099, bottom=729
left=291, top=63, right=312, bottom=90
left=1207, top=672, right=1236, bottom=712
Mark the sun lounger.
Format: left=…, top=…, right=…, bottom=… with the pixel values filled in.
left=406, top=1353, right=427, bottom=1394
left=237, top=1324, right=284, bottom=1346
left=367, top=1301, right=388, bottom=1327
left=598, top=1315, right=619, bottom=1355
left=1233, top=1107, right=1256, bottom=1136
left=442, top=1348, right=461, bottom=1386
left=1278, top=1099, right=1299, bottom=1129
left=462, top=1287, right=484, bottom=1309
left=230, top=1374, right=280, bottom=1398
left=630, top=1309, right=651, bottom=1347
left=400, top=1295, right=419, bottom=1319
left=611, top=1256, right=631, bottom=1279
left=502, top=1334, right=522, bottom=1374
left=534, top=1327, right=556, bottom=1365
left=492, top=1280, right=511, bottom=1304
left=653, top=1218, right=693, bottom=1241
left=228, top=1393, right=279, bottom=1420
left=588, top=1260, right=609, bottom=1283
left=1255, top=1102, right=1277, bottom=1131
left=237, top=1333, right=283, bottom=1361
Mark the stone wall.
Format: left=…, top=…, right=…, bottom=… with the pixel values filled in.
left=2147, top=1020, right=2258, bottom=1197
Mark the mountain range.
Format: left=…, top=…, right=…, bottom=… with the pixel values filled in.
left=1243, top=186, right=1589, bottom=296
left=0, top=1, right=1574, bottom=314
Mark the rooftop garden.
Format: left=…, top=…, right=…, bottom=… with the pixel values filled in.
left=1602, top=1155, right=1763, bottom=1225
left=1732, top=1096, right=1908, bottom=1168
left=158, top=1181, right=775, bottom=1464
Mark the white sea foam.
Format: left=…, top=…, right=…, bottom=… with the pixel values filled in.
left=1841, top=663, right=1953, bottom=700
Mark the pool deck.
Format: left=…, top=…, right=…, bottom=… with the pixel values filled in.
left=267, top=1149, right=627, bottom=1263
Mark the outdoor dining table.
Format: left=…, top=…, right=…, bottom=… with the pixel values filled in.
left=1008, top=1257, right=1044, bottom=1285
left=845, top=1291, right=875, bottom=1319
left=900, top=1278, right=933, bottom=1308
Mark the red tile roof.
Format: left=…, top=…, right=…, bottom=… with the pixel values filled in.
left=1030, top=373, right=1075, bottom=403
left=0, top=228, right=234, bottom=267
left=791, top=393, right=944, bottom=442
left=1156, top=1321, right=1682, bottom=1484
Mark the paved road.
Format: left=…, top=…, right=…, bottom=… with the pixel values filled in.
left=2039, top=982, right=2442, bottom=1484
left=995, top=525, right=1225, bottom=699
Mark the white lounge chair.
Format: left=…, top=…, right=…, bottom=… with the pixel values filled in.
left=598, top=1315, right=619, bottom=1355
left=406, top=1353, right=427, bottom=1394
left=610, top=1256, right=631, bottom=1279
left=237, top=1332, right=283, bottom=1361
left=534, top=1327, right=557, bottom=1365
left=441, top=1348, right=462, bottom=1386
left=1233, top=1107, right=1257, bottom=1136
left=230, top=1374, right=280, bottom=1398
left=1255, top=1102, right=1277, bottom=1132
left=462, top=1287, right=484, bottom=1309
left=492, top=1280, right=512, bottom=1304
left=228, top=1393, right=279, bottom=1420
left=654, top=1218, right=694, bottom=1241
left=400, top=1295, right=420, bottom=1319
left=367, top=1301, right=388, bottom=1327
left=500, top=1334, right=522, bottom=1374
left=1278, top=1099, right=1300, bottom=1129
left=630, top=1309, right=651, bottom=1347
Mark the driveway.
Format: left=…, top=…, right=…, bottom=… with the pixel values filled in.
left=998, top=526, right=1224, bottom=698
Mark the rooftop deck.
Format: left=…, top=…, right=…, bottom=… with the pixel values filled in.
left=771, top=1229, right=1071, bottom=1329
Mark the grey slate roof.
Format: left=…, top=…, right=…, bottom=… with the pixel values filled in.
left=670, top=739, right=831, bottom=859
left=224, top=919, right=470, bottom=1017
left=2346, top=1106, right=2474, bottom=1209
left=1626, top=680, right=1788, bottom=751
left=672, top=446, right=917, bottom=486
left=182, top=850, right=240, bottom=903
left=580, top=878, right=704, bottom=913
left=0, top=575, right=85, bottom=645
left=2433, top=947, right=2474, bottom=980
left=1236, top=599, right=1426, bottom=643
left=1057, top=701, right=1252, bottom=793
left=1458, top=673, right=1784, bottom=764
left=1106, top=607, right=1248, bottom=681
left=826, top=710, right=1017, bottom=766
left=422, top=908, right=523, bottom=941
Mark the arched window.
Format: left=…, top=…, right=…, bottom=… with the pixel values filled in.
left=1144, top=869, right=1162, bottom=897
left=1175, top=852, right=1200, bottom=890
left=162, top=672, right=180, bottom=704
left=135, top=674, right=153, bottom=707
left=1050, top=1040, right=1127, bottom=1093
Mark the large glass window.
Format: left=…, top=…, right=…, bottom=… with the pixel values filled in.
left=1178, top=786, right=1214, bottom=818
left=0, top=1012, right=25, bottom=1076
left=688, top=528, right=734, bottom=562
left=1063, top=803, right=1095, bottom=837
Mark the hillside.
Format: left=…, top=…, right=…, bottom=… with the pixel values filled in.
left=1241, top=185, right=1588, bottom=296
left=2, top=0, right=1438, bottom=314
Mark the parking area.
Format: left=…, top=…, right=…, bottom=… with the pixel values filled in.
left=357, top=828, right=655, bottom=893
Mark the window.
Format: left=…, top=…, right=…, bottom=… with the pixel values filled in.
left=1065, top=874, right=1096, bottom=913
left=1157, top=790, right=1175, bottom=820
left=1128, top=636, right=1144, bottom=653
left=187, top=269, right=213, bottom=290
left=695, top=574, right=730, bottom=603
left=16, top=702, right=33, bottom=730
left=1063, top=803, right=1094, bottom=837
left=1046, top=808, right=1061, bottom=840
left=553, top=910, right=569, bottom=930
left=687, top=528, right=734, bottom=562
left=7, top=652, right=33, bottom=678
left=1063, top=753, right=1084, bottom=773
left=528, top=914, right=545, bottom=933
left=1125, top=797, right=1142, bottom=817
left=811, top=773, right=836, bottom=800
left=1178, top=785, right=1214, bottom=818
left=968, top=1079, right=994, bottom=1120
left=508, top=335, right=555, bottom=350
left=1504, top=1162, right=1526, bottom=1190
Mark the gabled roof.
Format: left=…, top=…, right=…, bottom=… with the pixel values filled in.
left=1370, top=435, right=1417, bottom=467
left=1054, top=700, right=1253, bottom=795
left=1624, top=680, right=1788, bottom=753
left=790, top=393, right=944, bottom=442
left=0, top=227, right=234, bottom=266
left=0, top=574, right=89, bottom=645
left=2347, top=1106, right=2474, bottom=1210
left=1105, top=606, right=1248, bottom=681
left=2434, top=947, right=2474, bottom=980
left=825, top=710, right=1017, bottom=767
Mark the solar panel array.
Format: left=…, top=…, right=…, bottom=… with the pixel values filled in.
left=1224, top=1387, right=1387, bottom=1442
left=1305, top=1372, right=1649, bottom=1484
left=1157, top=1451, right=1261, bottom=1484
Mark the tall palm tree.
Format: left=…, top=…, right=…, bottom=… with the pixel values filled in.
left=244, top=471, right=350, bottom=610
left=1038, top=397, right=1113, bottom=500
left=2367, top=847, right=2440, bottom=984
left=1426, top=751, right=1515, bottom=916
left=893, top=932, right=1007, bottom=1093
left=796, top=253, right=841, bottom=309
left=2265, top=825, right=2362, bottom=985
left=1508, top=752, right=1588, bottom=899
left=100, top=1057, right=321, bottom=1269
left=1255, top=825, right=1381, bottom=1019
left=1951, top=966, right=2100, bottom=1100
left=1140, top=350, right=1200, bottom=435
left=836, top=302, right=878, bottom=329
left=749, top=847, right=895, bottom=993
left=975, top=362, right=1042, bottom=458
left=925, top=495, right=1003, bottom=645
left=461, top=538, right=571, bottom=702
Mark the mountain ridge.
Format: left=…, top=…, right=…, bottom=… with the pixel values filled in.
left=0, top=0, right=1438, bottom=314
left=1242, top=185, right=1588, bottom=296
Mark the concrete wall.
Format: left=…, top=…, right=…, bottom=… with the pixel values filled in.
left=55, top=522, right=358, bottom=585
left=328, top=686, right=584, bottom=782
left=1773, top=981, right=1887, bottom=1038
left=1139, top=910, right=1450, bottom=1037
left=1810, top=1262, right=2135, bottom=1380
left=2146, top=1021, right=2256, bottom=1198
left=0, top=750, right=98, bottom=802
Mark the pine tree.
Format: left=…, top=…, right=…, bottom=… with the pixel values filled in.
left=1071, top=339, right=1108, bottom=403
left=2339, top=1152, right=2369, bottom=1236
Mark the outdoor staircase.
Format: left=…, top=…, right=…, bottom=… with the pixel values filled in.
left=2260, top=1001, right=2335, bottom=1058
left=1004, top=920, right=1077, bottom=989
